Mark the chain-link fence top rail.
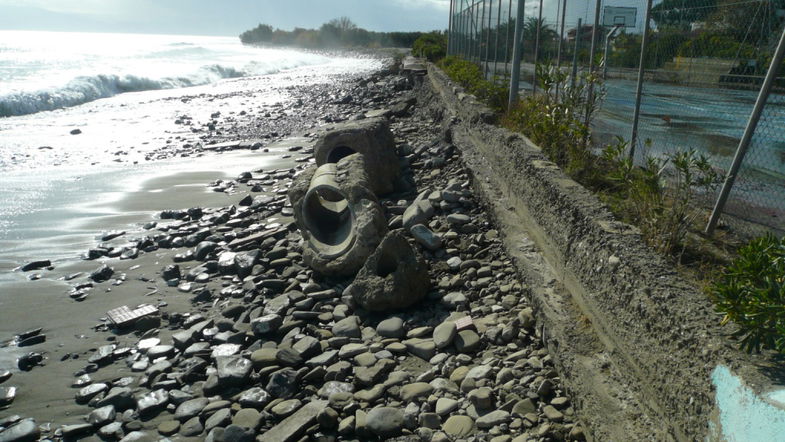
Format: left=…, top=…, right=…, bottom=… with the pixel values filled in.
left=448, top=0, right=785, bottom=236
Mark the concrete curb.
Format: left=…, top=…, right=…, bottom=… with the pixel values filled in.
left=421, top=63, right=772, bottom=441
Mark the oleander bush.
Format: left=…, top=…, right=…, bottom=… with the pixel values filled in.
left=438, top=56, right=507, bottom=112
left=711, top=234, right=785, bottom=353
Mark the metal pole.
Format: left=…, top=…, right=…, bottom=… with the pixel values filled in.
left=474, top=1, right=481, bottom=62
left=571, top=18, right=582, bottom=89
left=533, top=0, right=543, bottom=94
left=506, top=0, right=512, bottom=76
left=448, top=0, right=454, bottom=55
left=629, top=0, right=654, bottom=161
left=705, top=24, right=785, bottom=236
left=481, top=0, right=487, bottom=74
left=486, top=0, right=493, bottom=77
left=508, top=0, right=526, bottom=109
left=556, top=0, right=566, bottom=68
left=494, top=0, right=502, bottom=78
left=584, top=0, right=602, bottom=132
left=556, top=0, right=566, bottom=101
left=603, top=25, right=621, bottom=80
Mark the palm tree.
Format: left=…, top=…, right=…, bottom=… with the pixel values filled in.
left=522, top=17, right=559, bottom=61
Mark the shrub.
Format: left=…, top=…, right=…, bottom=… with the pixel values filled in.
left=438, top=56, right=508, bottom=112
left=502, top=63, right=604, bottom=177
left=601, top=143, right=721, bottom=256
left=711, top=234, right=785, bottom=353
left=413, top=32, right=447, bottom=62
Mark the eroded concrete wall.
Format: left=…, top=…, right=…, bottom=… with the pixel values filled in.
left=420, top=64, right=785, bottom=441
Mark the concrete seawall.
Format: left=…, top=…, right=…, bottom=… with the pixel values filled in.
left=420, top=63, right=785, bottom=440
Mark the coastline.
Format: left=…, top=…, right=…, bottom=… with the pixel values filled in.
left=0, top=57, right=582, bottom=441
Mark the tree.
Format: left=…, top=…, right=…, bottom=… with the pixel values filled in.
left=240, top=24, right=273, bottom=44
left=651, top=0, right=718, bottom=29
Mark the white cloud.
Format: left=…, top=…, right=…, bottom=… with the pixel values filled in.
left=392, top=0, right=450, bottom=11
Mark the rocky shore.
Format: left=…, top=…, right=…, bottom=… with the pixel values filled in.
left=0, top=61, right=583, bottom=441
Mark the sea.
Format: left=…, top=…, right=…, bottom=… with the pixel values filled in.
left=0, top=30, right=383, bottom=281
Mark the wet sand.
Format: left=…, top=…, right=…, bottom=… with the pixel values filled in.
left=0, top=141, right=306, bottom=425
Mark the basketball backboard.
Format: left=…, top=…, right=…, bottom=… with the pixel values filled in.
left=603, top=6, right=637, bottom=28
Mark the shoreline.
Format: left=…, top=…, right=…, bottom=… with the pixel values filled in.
left=0, top=60, right=581, bottom=441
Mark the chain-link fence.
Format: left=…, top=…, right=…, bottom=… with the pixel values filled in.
left=447, top=0, right=785, bottom=237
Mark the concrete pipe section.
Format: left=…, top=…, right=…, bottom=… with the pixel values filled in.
left=313, top=117, right=400, bottom=196
left=288, top=153, right=387, bottom=276
left=301, top=163, right=355, bottom=258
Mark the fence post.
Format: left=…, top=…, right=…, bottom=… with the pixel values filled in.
left=494, top=0, right=502, bottom=78
left=486, top=0, right=493, bottom=77
left=556, top=0, right=567, bottom=101
left=705, top=24, right=785, bottom=236
left=508, top=0, right=526, bottom=109
left=583, top=0, right=602, bottom=133
left=629, top=0, right=654, bottom=161
left=448, top=0, right=454, bottom=55
left=533, top=0, right=543, bottom=94
left=571, top=18, right=581, bottom=89
left=477, top=0, right=487, bottom=76
left=506, top=0, right=513, bottom=77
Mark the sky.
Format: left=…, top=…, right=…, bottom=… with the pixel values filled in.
left=0, top=0, right=452, bottom=36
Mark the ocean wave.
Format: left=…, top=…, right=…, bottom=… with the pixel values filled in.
left=2, top=63, right=255, bottom=118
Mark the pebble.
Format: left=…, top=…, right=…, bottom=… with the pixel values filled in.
left=17, top=68, right=577, bottom=442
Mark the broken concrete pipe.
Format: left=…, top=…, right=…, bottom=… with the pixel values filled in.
left=346, top=229, right=430, bottom=312
left=288, top=153, right=387, bottom=276
left=313, top=117, right=400, bottom=195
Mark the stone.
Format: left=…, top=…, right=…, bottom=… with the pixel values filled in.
left=256, top=400, right=327, bottom=442
left=512, top=399, right=537, bottom=416
left=157, top=421, right=180, bottom=436
left=233, top=408, right=262, bottom=430
left=175, top=397, right=209, bottom=421
left=88, top=405, right=116, bottom=427
left=332, top=316, right=361, bottom=338
left=312, top=118, right=399, bottom=195
left=476, top=410, right=511, bottom=429
left=251, top=314, right=283, bottom=336
left=366, top=407, right=404, bottom=438
left=89, top=264, right=114, bottom=282
left=288, top=154, right=387, bottom=276
left=400, top=382, right=434, bottom=402
left=223, top=425, right=255, bottom=442
left=468, top=387, right=494, bottom=410
left=403, top=338, right=436, bottom=360
left=403, top=190, right=435, bottom=230
left=180, top=416, right=204, bottom=436
left=454, top=330, right=481, bottom=353
left=433, top=321, right=457, bottom=349
left=442, top=415, right=474, bottom=438
left=376, top=317, right=406, bottom=338
left=265, top=369, right=299, bottom=399
left=96, top=387, right=135, bottom=410
left=205, top=407, right=231, bottom=431
left=216, top=356, right=252, bottom=387
left=0, top=387, right=16, bottom=407
left=238, top=387, right=271, bottom=408
left=347, top=230, right=430, bottom=312
left=270, top=399, right=303, bottom=418
left=435, top=398, right=460, bottom=416
left=410, top=224, right=442, bottom=250
left=542, top=405, right=564, bottom=422
left=0, top=418, right=39, bottom=442
left=136, top=389, right=168, bottom=416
